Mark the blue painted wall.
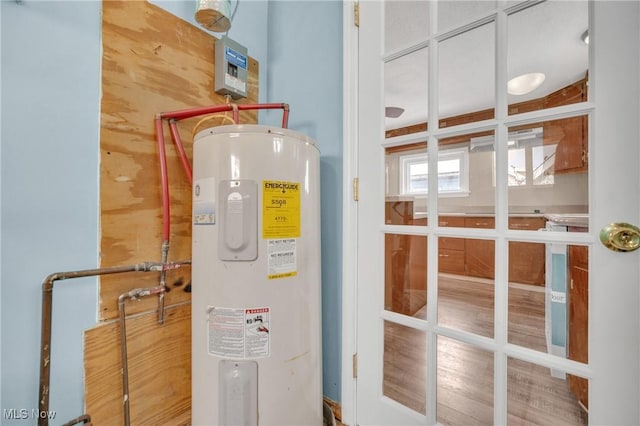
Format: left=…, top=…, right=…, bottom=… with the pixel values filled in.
left=1, top=2, right=101, bottom=424
left=263, top=1, right=343, bottom=402
left=0, top=1, right=342, bottom=422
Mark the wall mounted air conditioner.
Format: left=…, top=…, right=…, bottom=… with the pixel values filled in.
left=469, top=127, right=543, bottom=152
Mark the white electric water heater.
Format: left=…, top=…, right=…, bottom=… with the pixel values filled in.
left=191, top=124, right=322, bottom=425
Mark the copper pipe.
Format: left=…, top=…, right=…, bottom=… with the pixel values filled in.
left=157, top=104, right=234, bottom=121
left=118, top=285, right=167, bottom=426
left=158, top=241, right=170, bottom=325
left=236, top=102, right=290, bottom=128
left=38, top=260, right=190, bottom=426
left=62, top=414, right=92, bottom=426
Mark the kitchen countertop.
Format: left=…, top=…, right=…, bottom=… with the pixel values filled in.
left=414, top=212, right=547, bottom=219
left=543, top=213, right=589, bottom=228
left=412, top=212, right=588, bottom=225
left=434, top=212, right=546, bottom=218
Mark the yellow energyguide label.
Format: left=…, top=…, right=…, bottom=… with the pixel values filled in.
left=262, top=180, right=301, bottom=239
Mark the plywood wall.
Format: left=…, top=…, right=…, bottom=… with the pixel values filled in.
left=98, top=0, right=258, bottom=320
left=84, top=304, right=192, bottom=426
left=85, top=1, right=259, bottom=423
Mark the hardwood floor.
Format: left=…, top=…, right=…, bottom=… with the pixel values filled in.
left=383, top=275, right=588, bottom=425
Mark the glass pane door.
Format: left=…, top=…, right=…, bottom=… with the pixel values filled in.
left=354, top=1, right=640, bottom=425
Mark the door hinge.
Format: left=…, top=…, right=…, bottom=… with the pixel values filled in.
left=353, top=177, right=359, bottom=201
left=354, top=2, right=360, bottom=27
left=352, top=353, right=358, bottom=378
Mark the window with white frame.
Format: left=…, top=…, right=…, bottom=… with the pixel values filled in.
left=400, top=147, right=469, bottom=196
left=494, top=144, right=556, bottom=186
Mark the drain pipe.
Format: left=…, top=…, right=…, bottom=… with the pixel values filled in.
left=38, top=261, right=190, bottom=426
left=118, top=285, right=167, bottom=426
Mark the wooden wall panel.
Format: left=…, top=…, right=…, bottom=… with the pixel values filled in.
left=84, top=304, right=191, bottom=425
left=99, top=0, right=259, bottom=319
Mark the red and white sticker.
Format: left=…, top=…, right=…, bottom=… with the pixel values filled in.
left=207, top=306, right=270, bottom=359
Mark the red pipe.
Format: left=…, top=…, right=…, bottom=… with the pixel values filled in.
left=168, top=120, right=193, bottom=186
left=159, top=102, right=289, bottom=127
left=159, top=104, right=235, bottom=121
left=236, top=103, right=289, bottom=128
left=154, top=117, right=171, bottom=243
left=153, top=102, right=291, bottom=286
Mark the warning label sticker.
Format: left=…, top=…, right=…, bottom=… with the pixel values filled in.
left=244, top=308, right=270, bottom=358
left=193, top=177, right=216, bottom=225
left=262, top=180, right=300, bottom=239
left=267, top=239, right=297, bottom=280
left=208, top=306, right=270, bottom=359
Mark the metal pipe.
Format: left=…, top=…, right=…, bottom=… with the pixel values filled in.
left=61, top=414, right=92, bottom=426
left=118, top=285, right=167, bottom=426
left=158, top=241, right=170, bottom=325
left=232, top=103, right=240, bottom=124
left=158, top=104, right=234, bottom=121
left=236, top=103, right=290, bottom=128
left=38, top=261, right=190, bottom=426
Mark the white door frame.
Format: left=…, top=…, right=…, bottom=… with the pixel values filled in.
left=341, top=2, right=359, bottom=424
left=588, top=1, right=640, bottom=422
left=341, top=1, right=640, bottom=425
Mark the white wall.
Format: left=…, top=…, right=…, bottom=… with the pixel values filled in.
left=386, top=147, right=589, bottom=214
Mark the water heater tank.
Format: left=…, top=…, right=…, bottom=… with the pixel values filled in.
left=191, top=124, right=322, bottom=425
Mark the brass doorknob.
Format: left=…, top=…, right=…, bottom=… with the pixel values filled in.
left=600, top=223, right=640, bottom=252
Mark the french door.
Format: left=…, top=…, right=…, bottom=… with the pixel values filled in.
left=347, top=1, right=639, bottom=425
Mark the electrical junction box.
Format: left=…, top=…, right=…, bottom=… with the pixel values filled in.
left=215, top=37, right=248, bottom=99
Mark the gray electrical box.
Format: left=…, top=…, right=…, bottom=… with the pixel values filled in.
left=215, top=37, right=248, bottom=99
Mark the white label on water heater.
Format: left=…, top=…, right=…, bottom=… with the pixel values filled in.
left=267, top=239, right=297, bottom=279
left=193, top=177, right=216, bottom=225
left=208, top=306, right=270, bottom=359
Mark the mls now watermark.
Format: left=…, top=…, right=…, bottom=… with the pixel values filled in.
left=3, top=408, right=57, bottom=421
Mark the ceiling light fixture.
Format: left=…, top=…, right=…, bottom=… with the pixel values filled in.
left=385, top=106, right=405, bottom=118
left=507, top=72, right=546, bottom=96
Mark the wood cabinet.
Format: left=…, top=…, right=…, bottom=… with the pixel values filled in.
left=508, top=217, right=547, bottom=285
left=384, top=203, right=427, bottom=316
left=542, top=79, right=588, bottom=174
left=463, top=217, right=495, bottom=279
left=544, top=115, right=587, bottom=174
left=438, top=216, right=466, bottom=275
left=387, top=77, right=589, bottom=175
left=568, top=244, right=589, bottom=410
left=385, top=200, right=414, bottom=225
left=385, top=210, right=547, bottom=316
left=385, top=232, right=428, bottom=316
